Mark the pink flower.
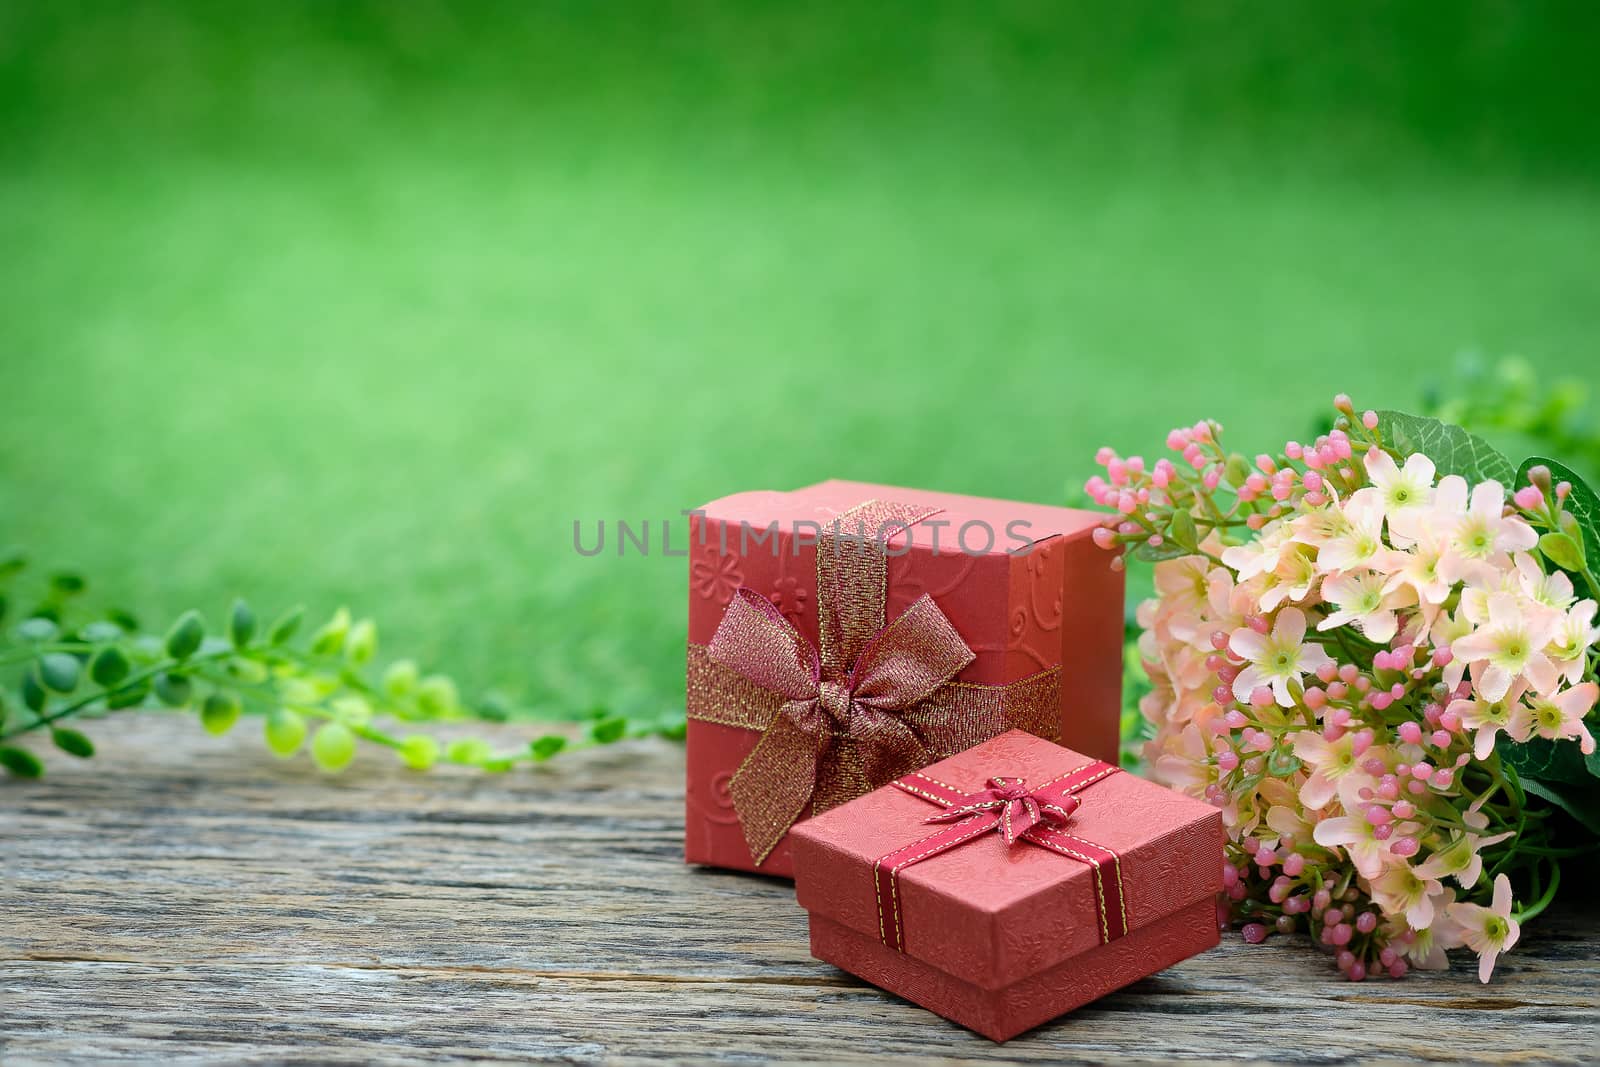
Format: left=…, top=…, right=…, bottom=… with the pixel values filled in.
left=1450, top=592, right=1561, bottom=701
left=1371, top=864, right=1447, bottom=929
left=1312, top=810, right=1393, bottom=880
left=1524, top=682, right=1598, bottom=754
left=1446, top=874, right=1520, bottom=983
left=1229, top=608, right=1336, bottom=708
left=1448, top=680, right=1532, bottom=760
left=1513, top=553, right=1575, bottom=611
left=1413, top=828, right=1513, bottom=890
left=1318, top=569, right=1413, bottom=644
left=1443, top=477, right=1538, bottom=561
left=1548, top=600, right=1600, bottom=686
left=1292, top=730, right=1362, bottom=811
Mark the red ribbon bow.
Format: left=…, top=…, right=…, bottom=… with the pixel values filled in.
left=923, top=776, right=1082, bottom=845
left=874, top=760, right=1128, bottom=953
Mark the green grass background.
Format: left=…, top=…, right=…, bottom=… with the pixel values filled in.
left=4, top=2, right=1598, bottom=723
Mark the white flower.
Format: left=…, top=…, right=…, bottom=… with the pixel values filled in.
left=1313, top=493, right=1389, bottom=573
left=1371, top=865, right=1447, bottom=930
left=1364, top=450, right=1436, bottom=518
left=1446, top=874, right=1520, bottom=983
left=1445, top=477, right=1538, bottom=561
left=1229, top=608, right=1336, bottom=708
left=1548, top=600, right=1600, bottom=686
left=1513, top=553, right=1575, bottom=611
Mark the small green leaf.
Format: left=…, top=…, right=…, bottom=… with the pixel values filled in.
left=106, top=607, right=140, bottom=631
left=164, top=610, right=205, bottom=661
left=224, top=657, right=269, bottom=685
left=1521, top=457, right=1600, bottom=572
left=530, top=734, right=567, bottom=761
left=80, top=620, right=125, bottom=643
left=228, top=599, right=257, bottom=648
left=20, top=670, right=47, bottom=712
left=50, top=728, right=94, bottom=758
left=265, top=709, right=308, bottom=757
left=0, top=548, right=25, bottom=580
left=201, top=692, right=243, bottom=736
left=1266, top=748, right=1302, bottom=777
left=397, top=734, right=440, bottom=770
left=308, top=607, right=351, bottom=656
left=153, top=671, right=193, bottom=707
left=1538, top=531, right=1585, bottom=573
left=345, top=619, right=377, bottom=666
left=267, top=606, right=304, bottom=646
left=590, top=716, right=628, bottom=744
left=446, top=738, right=492, bottom=764
left=90, top=646, right=131, bottom=687
left=15, top=616, right=59, bottom=643
left=417, top=675, right=459, bottom=718
left=107, top=678, right=151, bottom=709
left=382, top=659, right=419, bottom=700
left=48, top=572, right=86, bottom=596
left=38, top=652, right=82, bottom=693
left=1498, top=734, right=1595, bottom=786
left=0, top=746, right=43, bottom=778
left=330, top=695, right=372, bottom=726
left=1375, top=410, right=1516, bottom=484
left=311, top=721, right=357, bottom=771
left=480, top=758, right=515, bottom=773
left=1168, top=508, right=1199, bottom=551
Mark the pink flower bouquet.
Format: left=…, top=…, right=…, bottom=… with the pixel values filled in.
left=1088, top=396, right=1600, bottom=982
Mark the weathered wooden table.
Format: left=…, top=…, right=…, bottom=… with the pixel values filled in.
left=3, top=716, right=1596, bottom=1064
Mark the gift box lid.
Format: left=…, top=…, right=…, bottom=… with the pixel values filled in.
left=789, top=730, right=1224, bottom=992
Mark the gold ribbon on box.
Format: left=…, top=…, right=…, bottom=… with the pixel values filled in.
left=686, top=499, right=1061, bottom=865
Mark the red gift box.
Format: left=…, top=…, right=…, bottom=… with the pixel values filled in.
left=789, top=731, right=1223, bottom=1042
left=684, top=480, right=1123, bottom=878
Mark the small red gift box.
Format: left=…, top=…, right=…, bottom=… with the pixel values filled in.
left=684, top=480, right=1123, bottom=877
left=789, top=730, right=1224, bottom=1042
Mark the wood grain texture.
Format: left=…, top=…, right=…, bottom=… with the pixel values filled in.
left=2, top=715, right=1597, bottom=1065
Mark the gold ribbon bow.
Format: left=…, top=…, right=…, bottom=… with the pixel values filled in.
left=686, top=500, right=1061, bottom=865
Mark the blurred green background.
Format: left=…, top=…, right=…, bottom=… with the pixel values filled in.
left=4, top=1, right=1598, bottom=723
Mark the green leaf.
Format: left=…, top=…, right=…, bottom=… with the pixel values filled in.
left=106, top=608, right=141, bottom=631
left=80, top=620, right=125, bottom=642
left=590, top=716, right=628, bottom=744
left=1375, top=410, right=1516, bottom=484
left=20, top=670, right=47, bottom=712
left=50, top=728, right=94, bottom=758
left=1168, top=508, right=1199, bottom=551
left=164, top=610, right=205, bottom=661
left=107, top=678, right=150, bottom=709
left=267, top=606, right=304, bottom=646
left=0, top=548, right=25, bottom=580
left=308, top=607, right=351, bottom=656
left=397, top=734, right=439, bottom=770
left=153, top=671, right=193, bottom=708
left=1538, top=532, right=1585, bottom=573
left=265, top=709, right=308, bottom=757
left=416, top=675, right=460, bottom=718
left=1498, top=734, right=1597, bottom=787
left=201, top=692, right=243, bottom=736
left=38, top=652, right=82, bottom=693
left=48, top=572, right=86, bottom=596
left=311, top=721, right=357, bottom=771
left=0, top=746, right=43, bottom=778
left=89, top=646, right=131, bottom=687
left=15, top=616, right=59, bottom=643
left=381, top=659, right=419, bottom=700
left=530, top=734, right=567, bottom=761
left=228, top=599, right=257, bottom=648
left=446, top=738, right=492, bottom=764
left=0, top=593, right=8, bottom=625
left=1520, top=777, right=1600, bottom=837
left=345, top=619, right=377, bottom=666
left=1266, top=748, right=1303, bottom=778
left=1521, top=457, right=1600, bottom=572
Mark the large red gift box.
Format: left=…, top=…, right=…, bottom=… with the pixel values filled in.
left=789, top=730, right=1224, bottom=1042
left=684, top=479, right=1123, bottom=878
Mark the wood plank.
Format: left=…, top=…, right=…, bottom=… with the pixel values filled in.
left=2, top=715, right=1597, bottom=1064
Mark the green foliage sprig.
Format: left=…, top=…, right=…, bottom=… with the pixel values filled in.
left=0, top=555, right=681, bottom=778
